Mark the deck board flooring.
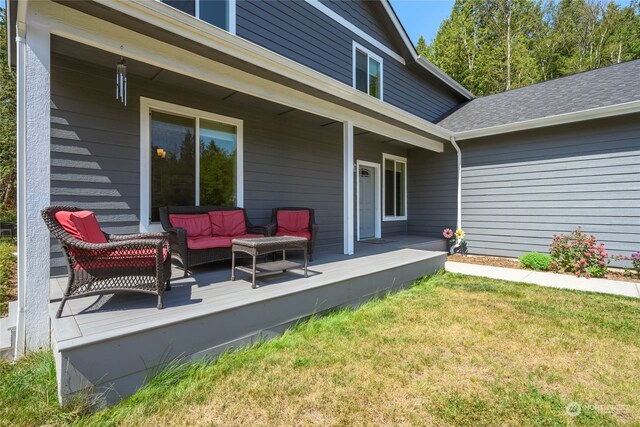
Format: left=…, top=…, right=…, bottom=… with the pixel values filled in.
left=50, top=236, right=445, bottom=349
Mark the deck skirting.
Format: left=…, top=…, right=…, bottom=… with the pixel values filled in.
left=50, top=241, right=445, bottom=406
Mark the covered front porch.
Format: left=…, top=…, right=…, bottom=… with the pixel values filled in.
left=50, top=235, right=446, bottom=405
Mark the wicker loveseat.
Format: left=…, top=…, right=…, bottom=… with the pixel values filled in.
left=42, top=206, right=172, bottom=318
left=270, top=207, right=319, bottom=260
left=159, top=206, right=271, bottom=275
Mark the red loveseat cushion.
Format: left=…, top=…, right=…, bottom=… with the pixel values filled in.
left=187, top=236, right=232, bottom=250
left=55, top=210, right=107, bottom=243
left=169, top=214, right=212, bottom=238
left=277, top=210, right=310, bottom=234
left=208, top=210, right=246, bottom=237
left=75, top=247, right=169, bottom=270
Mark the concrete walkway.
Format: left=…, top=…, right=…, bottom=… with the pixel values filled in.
left=445, top=261, right=640, bottom=299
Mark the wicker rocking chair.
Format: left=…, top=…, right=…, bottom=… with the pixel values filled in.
left=42, top=206, right=172, bottom=318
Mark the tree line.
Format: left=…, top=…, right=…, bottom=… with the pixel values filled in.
left=0, top=9, right=16, bottom=222
left=418, top=0, right=640, bottom=96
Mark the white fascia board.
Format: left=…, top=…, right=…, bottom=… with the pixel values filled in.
left=454, top=100, right=640, bottom=141
left=379, top=0, right=416, bottom=60
left=91, top=0, right=451, bottom=143
left=417, top=57, right=474, bottom=100
left=34, top=1, right=444, bottom=153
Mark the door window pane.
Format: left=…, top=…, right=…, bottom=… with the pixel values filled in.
left=199, top=0, right=229, bottom=30
left=199, top=119, right=237, bottom=206
left=150, top=111, right=196, bottom=222
left=384, top=158, right=394, bottom=217
left=395, top=161, right=405, bottom=217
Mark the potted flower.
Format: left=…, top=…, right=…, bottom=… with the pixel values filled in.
left=443, top=228, right=467, bottom=255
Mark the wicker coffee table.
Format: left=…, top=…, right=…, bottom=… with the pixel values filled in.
left=231, top=236, right=309, bottom=288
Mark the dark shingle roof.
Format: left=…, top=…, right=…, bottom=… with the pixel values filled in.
left=438, top=59, right=640, bottom=133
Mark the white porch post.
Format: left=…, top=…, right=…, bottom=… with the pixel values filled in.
left=343, top=121, right=354, bottom=255
left=15, top=20, right=51, bottom=357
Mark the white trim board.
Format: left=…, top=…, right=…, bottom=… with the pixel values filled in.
left=356, top=160, right=381, bottom=241
left=139, top=97, right=244, bottom=233
left=32, top=1, right=444, bottom=153
left=454, top=100, right=640, bottom=140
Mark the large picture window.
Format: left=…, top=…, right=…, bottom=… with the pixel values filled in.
left=383, top=154, right=406, bottom=220
left=353, top=42, right=383, bottom=100
left=161, top=0, right=236, bottom=33
left=142, top=98, right=243, bottom=226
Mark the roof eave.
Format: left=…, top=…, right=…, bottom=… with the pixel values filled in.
left=453, top=100, right=640, bottom=140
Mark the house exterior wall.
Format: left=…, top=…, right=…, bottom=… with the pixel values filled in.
left=409, top=115, right=640, bottom=264
left=235, top=0, right=463, bottom=122
left=50, top=54, right=344, bottom=275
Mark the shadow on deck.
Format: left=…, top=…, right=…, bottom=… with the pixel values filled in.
left=49, top=235, right=446, bottom=406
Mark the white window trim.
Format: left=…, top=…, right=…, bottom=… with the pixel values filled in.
left=352, top=41, right=384, bottom=101
left=356, top=160, right=382, bottom=240
left=382, top=153, right=407, bottom=222
left=140, top=96, right=244, bottom=232
left=163, top=0, right=236, bottom=34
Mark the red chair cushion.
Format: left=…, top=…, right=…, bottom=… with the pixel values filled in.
left=187, top=236, right=232, bottom=250
left=277, top=210, right=310, bottom=234
left=169, top=214, right=211, bottom=238
left=208, top=210, right=246, bottom=237
left=55, top=210, right=107, bottom=243
left=275, top=230, right=311, bottom=240
left=75, top=247, right=169, bottom=270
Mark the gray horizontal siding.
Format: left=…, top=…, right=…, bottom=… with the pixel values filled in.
left=320, top=0, right=398, bottom=52
left=50, top=53, right=344, bottom=275
left=236, top=0, right=462, bottom=122
left=407, top=144, right=457, bottom=238
left=460, top=115, right=640, bottom=266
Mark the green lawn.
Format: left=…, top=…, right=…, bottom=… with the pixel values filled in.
left=2, top=272, right=639, bottom=426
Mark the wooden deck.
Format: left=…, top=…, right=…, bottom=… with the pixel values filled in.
left=49, top=236, right=446, bottom=405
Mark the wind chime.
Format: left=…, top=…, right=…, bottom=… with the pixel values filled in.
left=116, top=48, right=127, bottom=107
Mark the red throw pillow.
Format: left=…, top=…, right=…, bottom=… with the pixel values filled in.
left=55, top=210, right=107, bottom=243
left=208, top=210, right=246, bottom=237
left=277, top=210, right=310, bottom=234
left=169, top=214, right=212, bottom=238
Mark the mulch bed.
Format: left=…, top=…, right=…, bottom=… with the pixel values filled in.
left=447, top=254, right=640, bottom=284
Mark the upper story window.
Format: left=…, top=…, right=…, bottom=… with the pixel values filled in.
left=161, top=0, right=236, bottom=33
left=353, top=42, right=383, bottom=100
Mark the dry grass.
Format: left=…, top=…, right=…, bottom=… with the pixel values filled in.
left=80, top=272, right=639, bottom=427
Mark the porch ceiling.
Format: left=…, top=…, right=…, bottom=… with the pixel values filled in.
left=39, top=1, right=447, bottom=151
left=51, top=36, right=414, bottom=138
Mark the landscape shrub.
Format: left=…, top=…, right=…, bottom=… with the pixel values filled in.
left=549, top=228, right=608, bottom=278
left=519, top=252, right=551, bottom=271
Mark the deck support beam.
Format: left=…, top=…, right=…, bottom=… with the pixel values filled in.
left=343, top=121, right=354, bottom=255
left=14, top=18, right=51, bottom=357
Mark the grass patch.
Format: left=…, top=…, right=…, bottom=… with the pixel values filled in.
left=3, top=272, right=640, bottom=426
left=0, top=351, right=89, bottom=426
left=0, top=240, right=16, bottom=316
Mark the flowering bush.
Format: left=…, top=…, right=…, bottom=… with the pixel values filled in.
left=617, top=252, right=640, bottom=278
left=549, top=228, right=609, bottom=278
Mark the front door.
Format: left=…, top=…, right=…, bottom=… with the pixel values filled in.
left=358, top=165, right=376, bottom=239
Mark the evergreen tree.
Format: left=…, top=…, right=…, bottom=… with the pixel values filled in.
left=0, top=9, right=16, bottom=221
